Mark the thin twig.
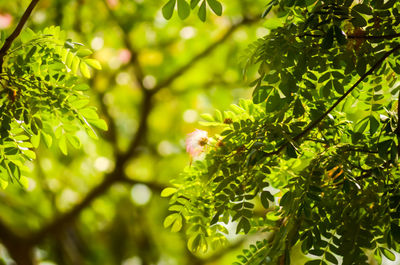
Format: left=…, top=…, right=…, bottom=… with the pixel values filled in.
left=298, top=32, right=400, bottom=40
left=0, top=0, right=40, bottom=73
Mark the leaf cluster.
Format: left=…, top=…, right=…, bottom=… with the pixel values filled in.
left=0, top=26, right=106, bottom=188
left=164, top=0, right=400, bottom=264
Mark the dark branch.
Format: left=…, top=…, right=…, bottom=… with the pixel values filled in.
left=348, top=33, right=400, bottom=40
left=121, top=90, right=152, bottom=159
left=119, top=177, right=168, bottom=193
left=29, top=171, right=122, bottom=244
left=29, top=8, right=261, bottom=248
left=294, top=44, right=400, bottom=142
left=152, top=16, right=260, bottom=94
left=0, top=0, right=40, bottom=73
left=0, top=218, right=21, bottom=246
left=298, top=32, right=400, bottom=40
left=265, top=44, right=400, bottom=157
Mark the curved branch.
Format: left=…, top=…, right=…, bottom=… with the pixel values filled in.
left=152, top=16, right=260, bottom=94
left=0, top=0, right=40, bottom=73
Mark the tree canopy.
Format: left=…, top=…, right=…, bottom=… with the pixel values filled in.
left=1, top=0, right=400, bottom=265
left=163, top=0, right=400, bottom=264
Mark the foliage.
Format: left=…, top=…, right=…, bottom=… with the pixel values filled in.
left=162, top=0, right=223, bottom=21
left=163, top=0, right=400, bottom=264
left=0, top=25, right=105, bottom=188
left=0, top=0, right=267, bottom=264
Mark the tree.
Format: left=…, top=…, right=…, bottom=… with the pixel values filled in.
left=0, top=0, right=265, bottom=264
left=163, top=0, right=400, bottom=264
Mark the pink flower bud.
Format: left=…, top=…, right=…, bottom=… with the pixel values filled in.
left=186, top=129, right=208, bottom=157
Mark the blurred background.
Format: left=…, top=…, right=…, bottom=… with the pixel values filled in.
left=0, top=0, right=269, bottom=264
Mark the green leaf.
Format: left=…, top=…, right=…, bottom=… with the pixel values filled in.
left=351, top=10, right=367, bottom=27
left=80, top=62, right=91, bottom=78
left=293, top=98, right=305, bottom=117
left=236, top=217, right=251, bottom=234
left=378, top=140, right=392, bottom=159
left=31, top=133, right=40, bottom=148
left=58, top=135, right=68, bottom=155
left=85, top=59, right=102, bottom=70
left=190, top=0, right=200, bottom=8
left=369, top=115, right=379, bottom=135
left=21, top=149, right=36, bottom=160
left=162, top=0, right=176, bottom=19
left=20, top=27, right=35, bottom=43
left=161, top=187, right=178, bottom=197
left=19, top=176, right=29, bottom=189
left=188, top=233, right=202, bottom=251
left=76, top=48, right=93, bottom=57
left=356, top=57, right=367, bottom=76
left=198, top=1, right=206, bottom=22
left=262, top=3, right=274, bottom=18
left=71, top=99, right=90, bottom=109
left=260, top=191, right=271, bottom=209
left=305, top=260, right=326, bottom=265
left=322, top=80, right=332, bottom=98
left=352, top=4, right=372, bottom=15
left=66, top=135, right=81, bottom=149
left=177, top=0, right=190, bottom=19
left=74, top=83, right=90, bottom=91
left=253, top=86, right=272, bottom=104
left=391, top=222, right=400, bottom=243
left=80, top=108, right=99, bottom=120
left=88, top=119, right=108, bottom=131
left=321, top=27, right=334, bottom=49
left=206, top=0, right=222, bottom=16
left=71, top=56, right=80, bottom=74
left=380, top=248, right=395, bottom=261
left=325, top=252, right=338, bottom=264
left=164, top=213, right=183, bottom=232
left=200, top=113, right=214, bottom=122
left=333, top=80, right=344, bottom=94
left=41, top=132, right=53, bottom=148
left=334, top=25, right=347, bottom=45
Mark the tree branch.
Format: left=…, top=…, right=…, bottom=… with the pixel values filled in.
left=119, top=177, right=168, bottom=193
left=28, top=166, right=167, bottom=244
left=299, top=32, right=400, bottom=40
left=29, top=171, right=121, bottom=244
left=294, top=44, right=400, bottom=142
left=264, top=44, right=400, bottom=157
left=0, top=218, right=20, bottom=247
left=0, top=0, right=40, bottom=73
left=152, top=16, right=260, bottom=94
left=121, top=90, right=152, bottom=159
left=29, top=8, right=261, bottom=248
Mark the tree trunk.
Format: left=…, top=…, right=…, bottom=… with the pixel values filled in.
left=8, top=243, right=35, bottom=265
